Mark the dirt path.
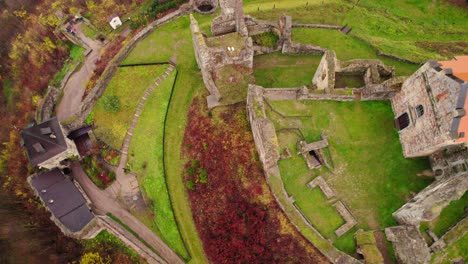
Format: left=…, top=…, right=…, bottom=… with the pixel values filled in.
left=71, top=162, right=185, bottom=264
left=56, top=23, right=103, bottom=122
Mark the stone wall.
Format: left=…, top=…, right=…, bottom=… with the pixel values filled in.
left=385, top=225, right=431, bottom=264
left=211, top=0, right=247, bottom=36
left=391, top=61, right=466, bottom=158
left=392, top=172, right=468, bottom=226
left=292, top=23, right=341, bottom=29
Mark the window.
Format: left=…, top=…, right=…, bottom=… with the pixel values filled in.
left=416, top=105, right=424, bottom=118
left=395, top=113, right=410, bottom=131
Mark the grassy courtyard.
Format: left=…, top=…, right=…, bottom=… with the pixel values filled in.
left=92, top=64, right=168, bottom=150
left=253, top=53, right=322, bottom=87
left=265, top=99, right=433, bottom=253
left=127, top=70, right=189, bottom=260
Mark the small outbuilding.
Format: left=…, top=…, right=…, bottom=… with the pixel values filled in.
left=108, top=15, right=122, bottom=30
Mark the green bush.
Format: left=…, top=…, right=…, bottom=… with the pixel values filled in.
left=102, top=95, right=121, bottom=113
left=252, top=32, right=279, bottom=47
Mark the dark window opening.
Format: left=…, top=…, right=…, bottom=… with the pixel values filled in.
left=459, top=132, right=465, bottom=138
left=416, top=105, right=424, bottom=118
left=395, top=113, right=410, bottom=130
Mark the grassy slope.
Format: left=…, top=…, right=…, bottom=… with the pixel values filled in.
left=244, top=0, right=468, bottom=63
left=267, top=100, right=432, bottom=253
left=127, top=71, right=189, bottom=259
left=124, top=14, right=215, bottom=264
left=253, top=53, right=322, bottom=87
left=292, top=28, right=419, bottom=76
left=93, top=65, right=167, bottom=150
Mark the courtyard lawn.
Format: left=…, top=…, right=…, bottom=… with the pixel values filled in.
left=253, top=52, right=322, bottom=87
left=266, top=99, right=433, bottom=253
left=124, top=14, right=216, bottom=264
left=127, top=70, right=189, bottom=260
left=93, top=64, right=168, bottom=150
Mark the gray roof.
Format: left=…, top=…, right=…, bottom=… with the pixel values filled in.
left=21, top=117, right=68, bottom=166
left=30, top=169, right=94, bottom=232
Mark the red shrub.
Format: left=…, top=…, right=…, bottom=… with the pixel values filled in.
left=182, top=99, right=328, bottom=263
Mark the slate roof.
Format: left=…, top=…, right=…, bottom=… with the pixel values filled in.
left=21, top=117, right=68, bottom=166
left=30, top=169, right=94, bottom=232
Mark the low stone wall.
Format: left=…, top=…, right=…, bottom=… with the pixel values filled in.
left=307, top=176, right=335, bottom=199
left=292, top=23, right=341, bottom=29
left=377, top=51, right=422, bottom=65
left=334, top=201, right=357, bottom=237
left=282, top=41, right=327, bottom=55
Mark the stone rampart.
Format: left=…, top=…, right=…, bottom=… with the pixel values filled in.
left=393, top=172, right=468, bottom=226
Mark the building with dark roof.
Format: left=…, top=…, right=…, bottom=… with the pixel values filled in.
left=21, top=117, right=78, bottom=169
left=391, top=57, right=468, bottom=157
left=29, top=169, right=98, bottom=237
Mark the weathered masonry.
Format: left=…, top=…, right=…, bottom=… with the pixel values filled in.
left=391, top=56, right=468, bottom=158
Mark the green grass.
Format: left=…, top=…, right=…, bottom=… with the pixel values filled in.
left=50, top=44, right=85, bottom=87
left=431, top=233, right=468, bottom=264
left=276, top=131, right=344, bottom=239
left=333, top=230, right=357, bottom=255
left=82, top=23, right=98, bottom=39
left=93, top=65, right=168, bottom=150
left=127, top=70, right=189, bottom=260
left=251, top=31, right=279, bottom=47
left=292, top=28, right=419, bottom=76
left=254, top=52, right=322, bottom=87
left=214, top=65, right=255, bottom=104
left=124, top=14, right=215, bottom=264
left=244, top=0, right=468, bottom=63
left=266, top=99, right=432, bottom=251
left=424, top=192, right=468, bottom=237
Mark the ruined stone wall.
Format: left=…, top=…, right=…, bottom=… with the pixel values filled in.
left=211, top=0, right=247, bottom=36
left=392, top=172, right=468, bottom=226
left=391, top=62, right=464, bottom=157
left=312, top=50, right=336, bottom=91
left=385, top=225, right=431, bottom=264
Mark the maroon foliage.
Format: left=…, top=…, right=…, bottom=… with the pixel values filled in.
left=183, top=99, right=328, bottom=263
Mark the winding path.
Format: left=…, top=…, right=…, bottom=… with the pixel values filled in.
left=56, top=23, right=103, bottom=122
